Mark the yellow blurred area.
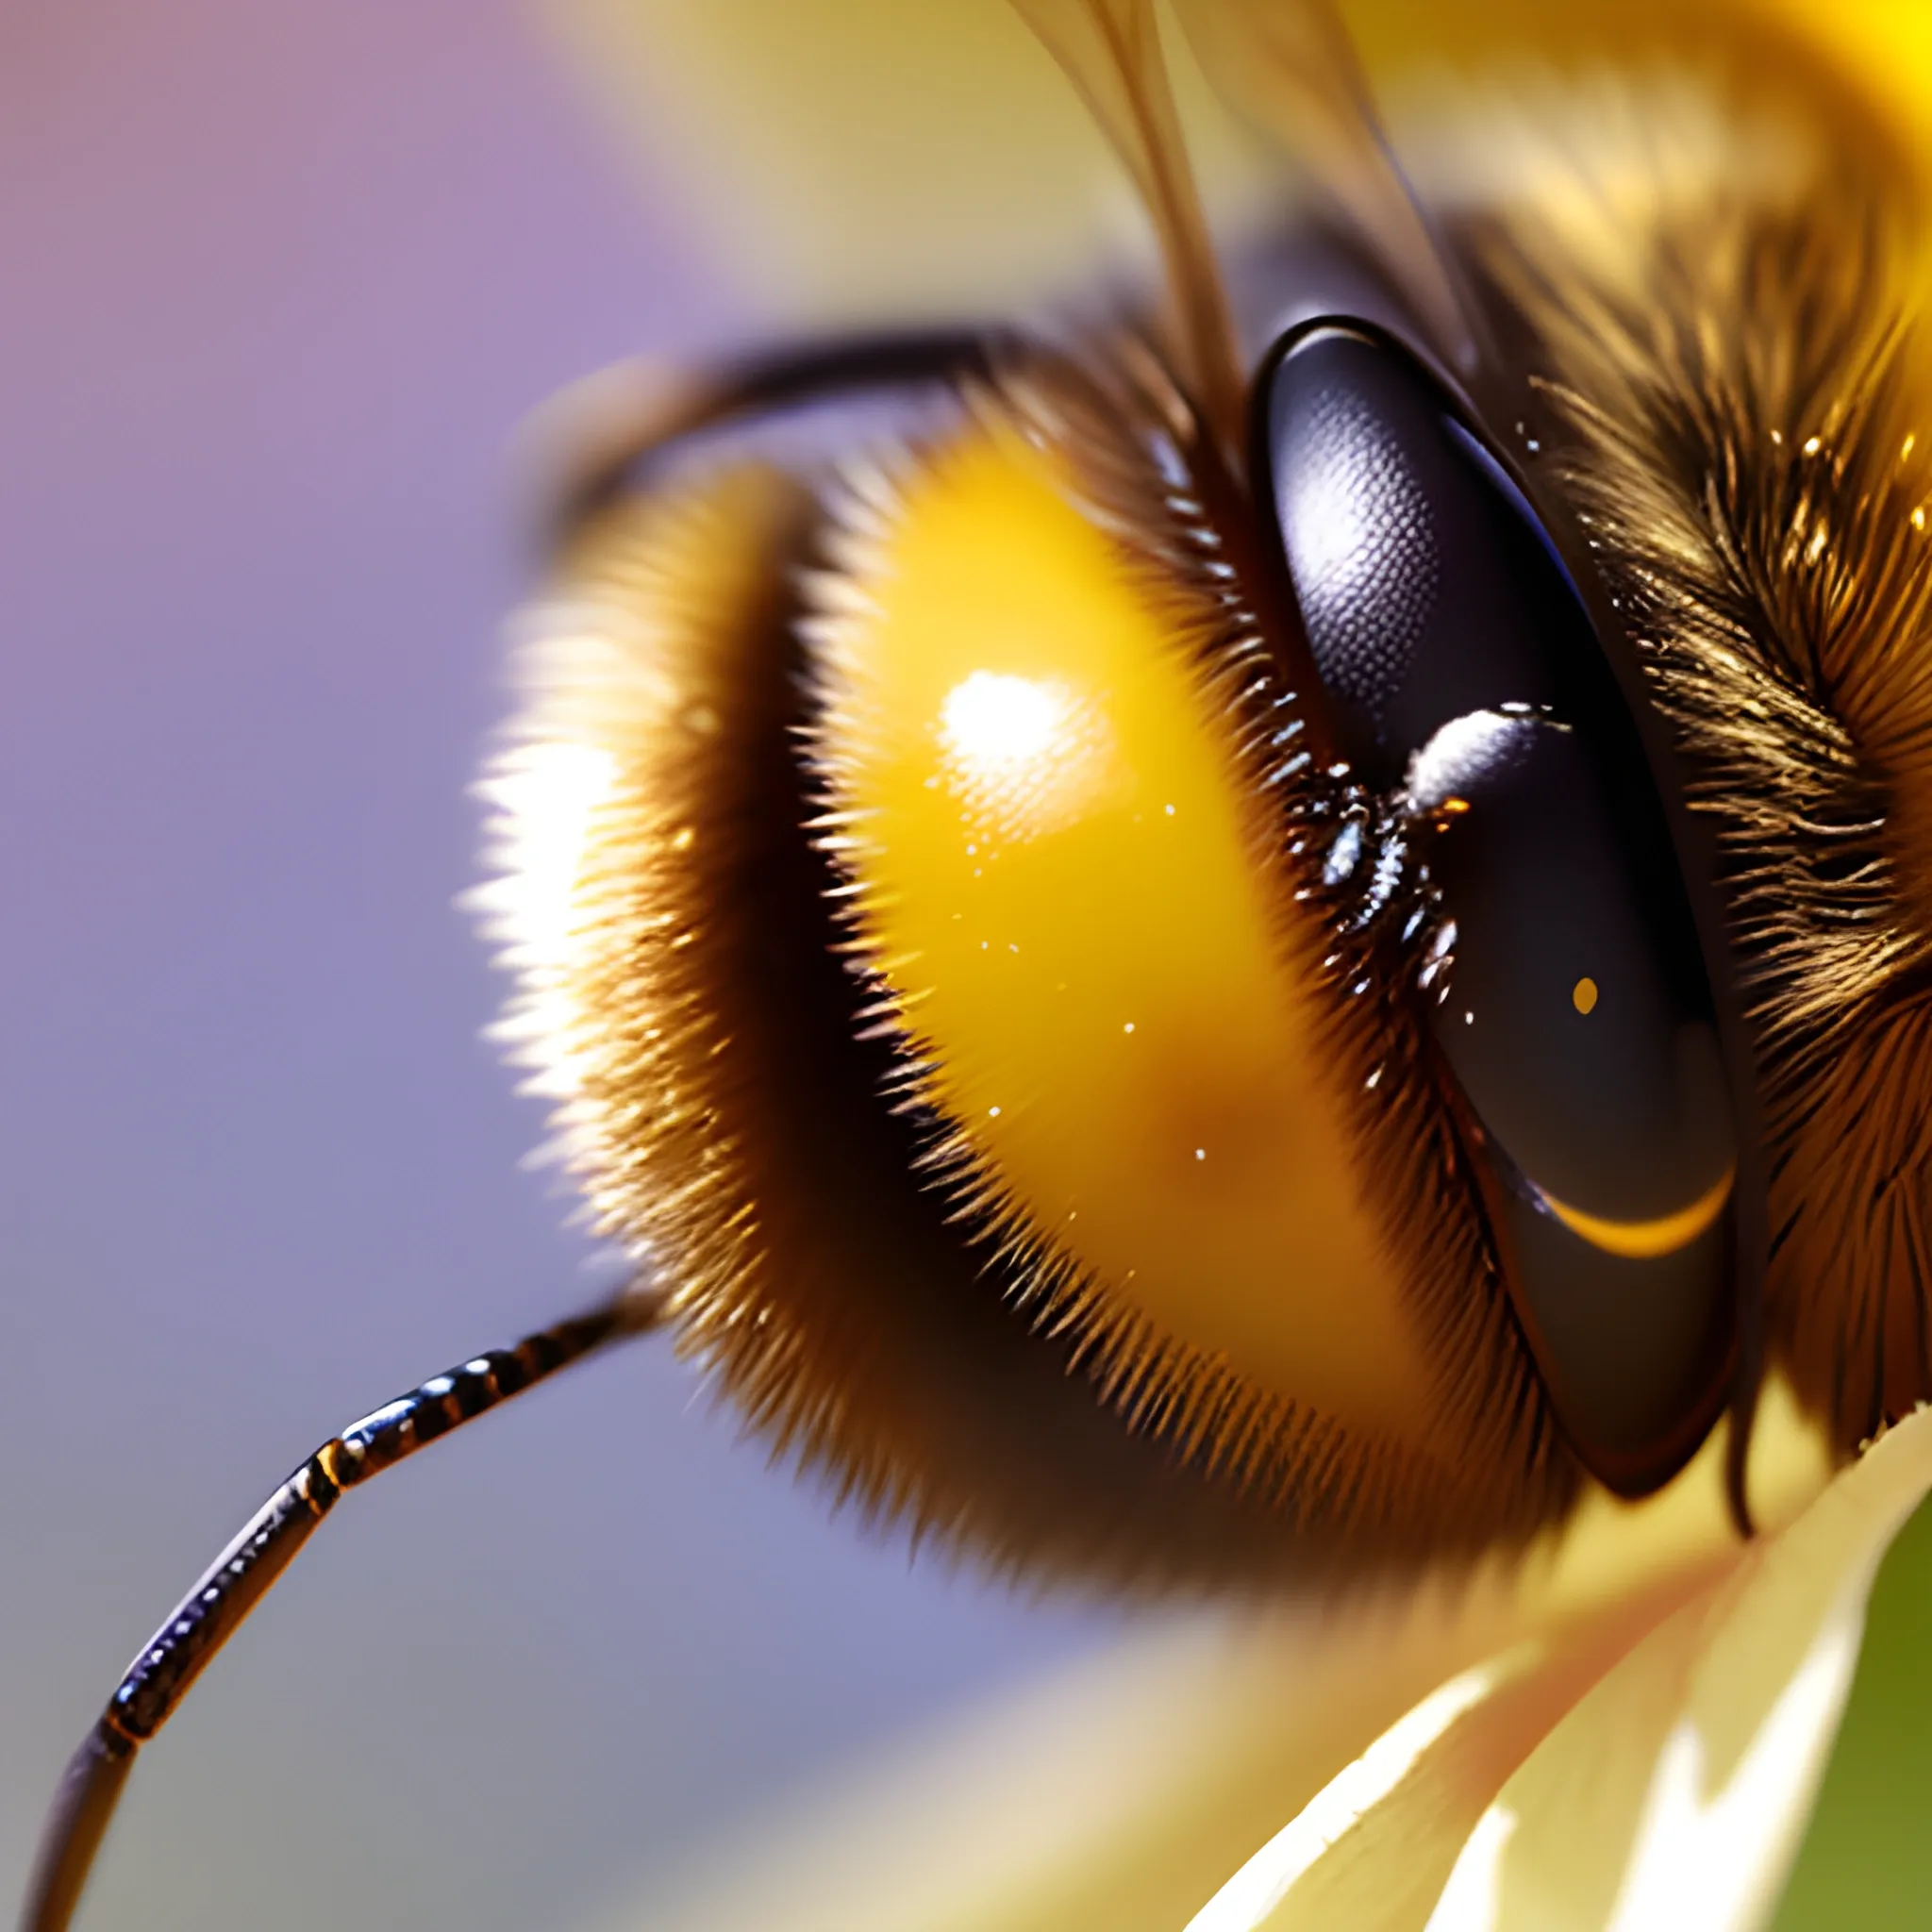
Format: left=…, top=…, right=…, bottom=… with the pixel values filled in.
left=538, top=0, right=1932, bottom=326
left=815, top=423, right=1429, bottom=1434
left=540, top=0, right=1268, bottom=324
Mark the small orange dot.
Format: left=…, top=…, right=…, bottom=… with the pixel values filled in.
left=1573, top=976, right=1599, bottom=1015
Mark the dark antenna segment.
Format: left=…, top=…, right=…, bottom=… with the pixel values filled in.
left=19, top=1295, right=655, bottom=1932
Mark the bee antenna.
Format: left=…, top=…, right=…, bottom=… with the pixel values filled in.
left=17, top=1290, right=660, bottom=1932
left=529, top=327, right=1010, bottom=558
left=1169, top=0, right=1486, bottom=379
left=1011, top=0, right=1247, bottom=457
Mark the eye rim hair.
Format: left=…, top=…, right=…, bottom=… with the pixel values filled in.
left=1434, top=60, right=1932, bottom=1460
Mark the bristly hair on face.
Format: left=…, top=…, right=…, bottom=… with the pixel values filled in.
left=481, top=1, right=1630, bottom=1596
left=1433, top=60, right=1932, bottom=1451
left=484, top=15, right=1932, bottom=1593
left=485, top=398, right=1577, bottom=1594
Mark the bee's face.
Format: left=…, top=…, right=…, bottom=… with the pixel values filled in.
left=489, top=0, right=1932, bottom=1594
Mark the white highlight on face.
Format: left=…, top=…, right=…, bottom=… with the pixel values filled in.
left=472, top=733, right=619, bottom=1103
left=936, top=670, right=1113, bottom=845
left=1403, top=708, right=1548, bottom=814
left=940, top=670, right=1066, bottom=769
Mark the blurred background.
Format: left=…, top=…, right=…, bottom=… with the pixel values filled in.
left=0, top=5, right=1124, bottom=1927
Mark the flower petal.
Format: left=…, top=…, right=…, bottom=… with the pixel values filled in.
left=1424, top=1405, right=1932, bottom=1932
left=1180, top=1597, right=1702, bottom=1932
left=601, top=1610, right=1509, bottom=1932
left=1772, top=1482, right=1932, bottom=1925
left=1177, top=1386, right=1838, bottom=1932
left=591, top=1393, right=1831, bottom=1932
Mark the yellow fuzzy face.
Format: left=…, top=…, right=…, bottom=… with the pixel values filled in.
left=813, top=425, right=1431, bottom=1439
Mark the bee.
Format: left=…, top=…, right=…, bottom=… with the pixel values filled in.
left=23, top=0, right=1932, bottom=1924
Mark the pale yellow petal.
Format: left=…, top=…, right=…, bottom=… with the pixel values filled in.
left=1180, top=1588, right=1710, bottom=1932
left=1170, top=1391, right=1874, bottom=1932
left=601, top=1609, right=1510, bottom=1932
left=1426, top=1404, right=1932, bottom=1932
left=589, top=1394, right=1829, bottom=1931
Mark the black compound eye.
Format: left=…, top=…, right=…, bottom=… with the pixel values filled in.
left=1259, top=322, right=1739, bottom=1493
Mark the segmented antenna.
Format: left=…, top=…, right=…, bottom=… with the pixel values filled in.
left=18, top=1298, right=652, bottom=1932
left=18, top=323, right=1000, bottom=1932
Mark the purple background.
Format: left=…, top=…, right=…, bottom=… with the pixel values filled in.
left=0, top=4, right=1110, bottom=1925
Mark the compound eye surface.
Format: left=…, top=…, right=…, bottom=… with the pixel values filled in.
left=1262, top=323, right=1740, bottom=1491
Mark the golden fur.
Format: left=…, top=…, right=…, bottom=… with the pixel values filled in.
left=1456, top=67, right=1932, bottom=1451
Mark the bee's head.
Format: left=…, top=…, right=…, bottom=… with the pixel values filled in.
left=483, top=0, right=1926, bottom=1591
